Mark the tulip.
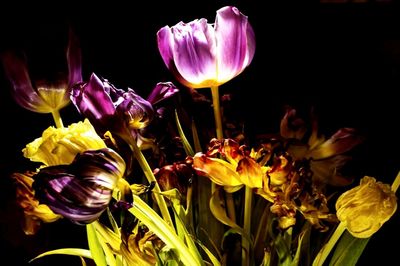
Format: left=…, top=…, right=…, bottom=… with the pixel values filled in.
left=2, top=30, right=82, bottom=128
left=33, top=148, right=126, bottom=224
left=23, top=119, right=106, bottom=166
left=71, top=73, right=154, bottom=139
left=157, top=6, right=255, bottom=89
left=336, top=176, right=397, bottom=238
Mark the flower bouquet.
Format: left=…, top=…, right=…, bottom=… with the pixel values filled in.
left=2, top=5, right=399, bottom=266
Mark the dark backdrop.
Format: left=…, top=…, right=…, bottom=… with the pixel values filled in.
left=0, top=1, right=399, bottom=265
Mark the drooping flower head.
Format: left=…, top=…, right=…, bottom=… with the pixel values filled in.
left=2, top=30, right=82, bottom=113
left=33, top=148, right=126, bottom=224
left=336, top=176, right=397, bottom=238
left=157, top=6, right=255, bottom=88
left=71, top=73, right=154, bottom=140
left=23, top=119, right=106, bottom=167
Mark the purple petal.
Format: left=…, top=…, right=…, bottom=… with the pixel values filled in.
left=215, top=6, right=256, bottom=83
left=1, top=52, right=48, bottom=112
left=115, top=88, right=154, bottom=129
left=33, top=148, right=125, bottom=224
left=71, top=73, right=116, bottom=128
left=147, top=82, right=179, bottom=105
left=67, top=29, right=82, bottom=88
left=158, top=19, right=218, bottom=88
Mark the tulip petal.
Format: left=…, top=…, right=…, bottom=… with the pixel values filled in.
left=33, top=148, right=125, bottom=224
left=147, top=82, right=179, bottom=106
left=67, top=29, right=82, bottom=88
left=171, top=20, right=217, bottom=88
left=236, top=157, right=263, bottom=188
left=215, top=6, right=255, bottom=84
left=2, top=52, right=49, bottom=112
left=308, top=128, right=363, bottom=160
left=193, top=153, right=242, bottom=187
left=71, top=73, right=116, bottom=128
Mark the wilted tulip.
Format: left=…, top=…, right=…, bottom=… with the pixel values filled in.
left=33, top=148, right=126, bottom=224
left=336, top=176, right=397, bottom=238
left=2, top=30, right=81, bottom=115
left=23, top=119, right=106, bottom=166
left=71, top=73, right=154, bottom=139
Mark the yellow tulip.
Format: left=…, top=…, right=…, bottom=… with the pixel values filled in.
left=23, top=119, right=106, bottom=166
left=336, top=176, right=397, bottom=238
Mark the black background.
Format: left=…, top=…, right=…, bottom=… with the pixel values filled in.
left=0, top=1, right=399, bottom=265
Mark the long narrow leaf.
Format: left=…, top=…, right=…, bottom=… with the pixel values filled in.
left=30, top=248, right=92, bottom=263
left=175, top=109, right=195, bottom=156
left=129, top=195, right=202, bottom=266
left=87, top=223, right=107, bottom=266
left=328, top=231, right=370, bottom=266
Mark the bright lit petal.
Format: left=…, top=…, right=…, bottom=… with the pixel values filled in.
left=170, top=19, right=217, bottom=88
left=215, top=6, right=255, bottom=84
left=193, top=153, right=242, bottom=187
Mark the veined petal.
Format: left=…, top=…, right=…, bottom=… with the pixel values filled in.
left=193, top=153, right=242, bottom=187
left=33, top=148, right=126, bottom=224
left=170, top=19, right=217, bottom=88
left=215, top=6, right=255, bottom=84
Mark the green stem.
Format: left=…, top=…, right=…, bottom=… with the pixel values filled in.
left=210, top=86, right=236, bottom=223
left=130, top=140, right=174, bottom=230
left=51, top=110, right=64, bottom=128
left=391, top=170, right=400, bottom=192
left=312, top=222, right=347, bottom=266
left=242, top=186, right=253, bottom=266
left=210, top=86, right=223, bottom=140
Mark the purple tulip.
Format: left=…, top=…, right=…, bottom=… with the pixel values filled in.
left=2, top=30, right=82, bottom=113
left=157, top=6, right=255, bottom=89
left=33, top=148, right=125, bottom=224
left=71, top=73, right=154, bottom=137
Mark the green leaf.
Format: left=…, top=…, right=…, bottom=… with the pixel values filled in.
left=291, top=228, right=308, bottom=266
left=195, top=240, right=222, bottom=266
left=30, top=248, right=92, bottom=263
left=328, top=231, right=370, bottom=266
left=87, top=223, right=107, bottom=266
left=175, top=109, right=195, bottom=156
left=129, top=194, right=202, bottom=266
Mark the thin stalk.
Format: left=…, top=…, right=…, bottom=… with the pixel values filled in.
left=242, top=186, right=253, bottom=266
left=129, top=140, right=174, bottom=229
left=391, top=170, right=400, bottom=192
left=210, top=86, right=223, bottom=140
left=51, top=110, right=64, bottom=128
left=312, top=222, right=347, bottom=266
left=210, top=86, right=236, bottom=222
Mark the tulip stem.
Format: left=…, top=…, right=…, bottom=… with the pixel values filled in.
left=391, top=170, right=400, bottom=193
left=242, top=186, right=252, bottom=266
left=130, top=140, right=174, bottom=230
left=210, top=86, right=236, bottom=223
left=51, top=110, right=64, bottom=128
left=312, top=222, right=347, bottom=266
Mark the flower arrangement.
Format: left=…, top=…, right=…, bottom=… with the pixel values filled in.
left=1, top=5, right=399, bottom=266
